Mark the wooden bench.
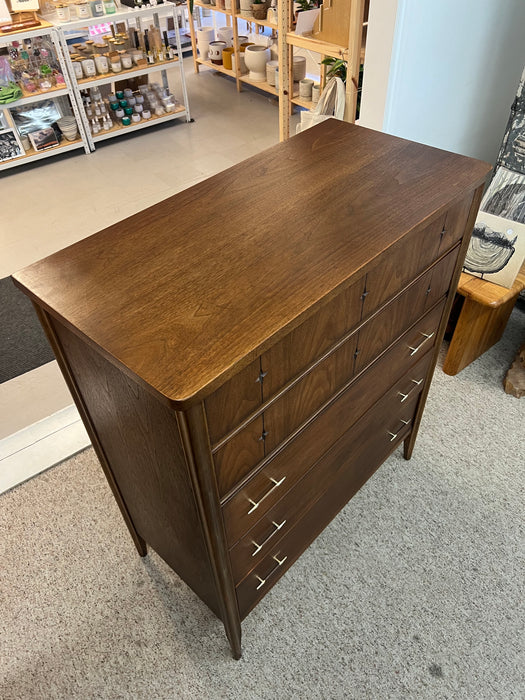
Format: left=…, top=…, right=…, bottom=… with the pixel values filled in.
left=443, top=260, right=525, bottom=375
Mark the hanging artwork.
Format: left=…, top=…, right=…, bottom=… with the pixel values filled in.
left=463, top=66, right=525, bottom=289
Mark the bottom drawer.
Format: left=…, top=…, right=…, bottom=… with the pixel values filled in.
left=235, top=374, right=423, bottom=619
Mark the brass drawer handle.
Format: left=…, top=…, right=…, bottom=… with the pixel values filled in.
left=255, top=555, right=288, bottom=590
left=248, top=476, right=286, bottom=514
left=252, top=520, right=287, bottom=556
left=387, top=419, right=410, bottom=442
left=408, top=331, right=434, bottom=356
left=398, top=378, right=424, bottom=402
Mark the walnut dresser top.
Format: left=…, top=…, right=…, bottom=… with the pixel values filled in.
left=13, top=121, right=489, bottom=408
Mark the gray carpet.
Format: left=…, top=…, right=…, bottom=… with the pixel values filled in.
left=0, top=277, right=54, bottom=383
left=1, top=307, right=524, bottom=700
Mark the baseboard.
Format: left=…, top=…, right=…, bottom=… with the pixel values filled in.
left=0, top=405, right=91, bottom=495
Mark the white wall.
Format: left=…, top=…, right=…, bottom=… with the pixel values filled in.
left=360, top=0, right=525, bottom=165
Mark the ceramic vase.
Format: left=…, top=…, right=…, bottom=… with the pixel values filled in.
left=243, top=44, right=270, bottom=82
left=239, top=0, right=252, bottom=17
left=196, top=27, right=215, bottom=60
left=216, top=26, right=234, bottom=47
left=293, top=55, right=307, bottom=81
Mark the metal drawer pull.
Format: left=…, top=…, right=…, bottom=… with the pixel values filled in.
left=388, top=419, right=411, bottom=441
left=398, top=378, right=424, bottom=402
left=252, top=520, right=287, bottom=556
left=255, top=555, right=288, bottom=590
left=408, top=331, right=434, bottom=356
left=247, top=476, right=286, bottom=514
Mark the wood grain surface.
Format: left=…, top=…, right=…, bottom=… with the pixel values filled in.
left=12, top=121, right=490, bottom=407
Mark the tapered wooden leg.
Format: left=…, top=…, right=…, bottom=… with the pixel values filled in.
left=225, top=621, right=242, bottom=659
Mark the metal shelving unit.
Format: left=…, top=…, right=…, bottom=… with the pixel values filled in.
left=0, top=25, right=90, bottom=171
left=54, top=3, right=191, bottom=151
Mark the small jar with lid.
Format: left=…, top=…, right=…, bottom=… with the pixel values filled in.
left=89, top=0, right=105, bottom=16
left=93, top=42, right=107, bottom=55
left=81, top=57, right=96, bottom=78
left=55, top=4, right=71, bottom=22
left=75, top=1, right=91, bottom=19
left=72, top=59, right=84, bottom=80
left=120, top=53, right=132, bottom=69
left=110, top=56, right=122, bottom=73
left=103, top=0, right=117, bottom=14
left=94, top=54, right=109, bottom=75
left=85, top=40, right=95, bottom=55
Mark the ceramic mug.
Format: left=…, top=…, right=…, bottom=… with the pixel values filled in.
left=208, top=40, right=227, bottom=65
left=312, top=83, right=321, bottom=104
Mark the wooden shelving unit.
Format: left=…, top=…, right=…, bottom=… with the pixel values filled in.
left=187, top=0, right=367, bottom=142
left=278, top=0, right=368, bottom=140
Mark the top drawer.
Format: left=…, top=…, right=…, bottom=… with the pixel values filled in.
left=363, top=195, right=472, bottom=316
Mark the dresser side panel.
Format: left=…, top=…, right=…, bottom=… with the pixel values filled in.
left=50, top=318, right=222, bottom=617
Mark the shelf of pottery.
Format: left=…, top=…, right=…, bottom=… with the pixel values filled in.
left=0, top=24, right=90, bottom=171
left=187, top=0, right=367, bottom=141
left=0, top=3, right=191, bottom=170
left=188, top=0, right=284, bottom=100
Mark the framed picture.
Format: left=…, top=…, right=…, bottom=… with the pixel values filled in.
left=463, top=210, right=525, bottom=289
left=0, top=128, right=25, bottom=162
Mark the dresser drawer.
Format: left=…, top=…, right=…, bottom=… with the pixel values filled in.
left=234, top=368, right=424, bottom=618
left=221, top=300, right=444, bottom=539
left=260, top=275, right=366, bottom=401
left=354, top=246, right=459, bottom=374
left=205, top=357, right=263, bottom=445
left=229, top=353, right=431, bottom=583
left=363, top=195, right=471, bottom=317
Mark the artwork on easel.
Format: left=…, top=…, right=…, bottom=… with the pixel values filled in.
left=464, top=210, right=525, bottom=288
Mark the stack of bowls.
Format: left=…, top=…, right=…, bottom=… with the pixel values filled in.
left=57, top=116, right=78, bottom=141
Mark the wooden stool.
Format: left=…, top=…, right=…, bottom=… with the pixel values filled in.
left=443, top=261, right=525, bottom=375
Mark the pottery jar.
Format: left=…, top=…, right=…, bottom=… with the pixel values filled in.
left=196, top=27, right=215, bottom=61
left=222, top=47, right=235, bottom=71
left=243, top=44, right=270, bottom=82
left=208, top=41, right=226, bottom=65
left=266, top=59, right=278, bottom=85
left=293, top=55, right=307, bottom=81
left=239, top=0, right=252, bottom=17
left=299, top=78, right=314, bottom=100
left=311, top=83, right=320, bottom=103
left=216, top=26, right=233, bottom=47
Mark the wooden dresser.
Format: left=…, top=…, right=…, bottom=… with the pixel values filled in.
left=13, top=121, right=490, bottom=658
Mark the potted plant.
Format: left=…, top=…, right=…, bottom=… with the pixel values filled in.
left=251, top=0, right=268, bottom=20
left=321, top=57, right=364, bottom=118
